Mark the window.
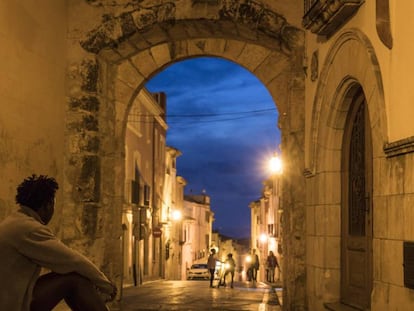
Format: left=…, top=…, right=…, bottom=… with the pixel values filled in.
left=268, top=224, right=274, bottom=236
left=144, top=185, right=150, bottom=206
left=131, top=180, right=139, bottom=204
left=205, top=234, right=209, bottom=251
left=131, top=163, right=141, bottom=204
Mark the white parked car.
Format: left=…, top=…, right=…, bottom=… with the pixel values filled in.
left=187, top=263, right=209, bottom=280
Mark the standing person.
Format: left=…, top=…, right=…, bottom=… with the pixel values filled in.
left=207, top=248, right=218, bottom=288
left=251, top=249, right=260, bottom=282
left=223, top=253, right=236, bottom=288
left=0, top=174, right=117, bottom=311
left=266, top=251, right=279, bottom=283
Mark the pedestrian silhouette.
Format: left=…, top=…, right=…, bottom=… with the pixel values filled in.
left=207, top=248, right=217, bottom=288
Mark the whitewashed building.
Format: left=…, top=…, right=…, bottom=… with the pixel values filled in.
left=181, top=194, right=214, bottom=276
left=161, top=146, right=186, bottom=280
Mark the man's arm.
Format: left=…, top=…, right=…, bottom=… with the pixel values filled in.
left=17, top=225, right=115, bottom=295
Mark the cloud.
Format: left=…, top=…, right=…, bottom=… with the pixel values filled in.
left=146, top=57, right=281, bottom=239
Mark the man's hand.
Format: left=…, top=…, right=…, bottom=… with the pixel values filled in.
left=107, top=282, right=117, bottom=302
left=97, top=282, right=117, bottom=302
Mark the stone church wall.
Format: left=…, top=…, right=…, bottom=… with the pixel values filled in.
left=304, top=1, right=414, bottom=310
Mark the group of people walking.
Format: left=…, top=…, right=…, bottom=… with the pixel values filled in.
left=265, top=250, right=279, bottom=283
left=207, top=247, right=280, bottom=289
left=246, top=249, right=280, bottom=283
left=207, top=249, right=236, bottom=288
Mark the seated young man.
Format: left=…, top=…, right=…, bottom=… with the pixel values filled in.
left=0, top=174, right=117, bottom=311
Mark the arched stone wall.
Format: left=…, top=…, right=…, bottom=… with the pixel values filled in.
left=65, top=1, right=306, bottom=309
left=306, top=29, right=387, bottom=310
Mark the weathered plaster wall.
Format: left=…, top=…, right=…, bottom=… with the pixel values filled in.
left=387, top=0, right=414, bottom=141
left=0, top=1, right=67, bottom=227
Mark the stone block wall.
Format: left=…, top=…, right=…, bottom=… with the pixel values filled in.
left=371, top=148, right=414, bottom=310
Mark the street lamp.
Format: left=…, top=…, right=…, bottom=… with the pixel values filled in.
left=259, top=233, right=268, bottom=243
left=269, top=153, right=283, bottom=175
left=268, top=152, right=283, bottom=272
left=268, top=153, right=283, bottom=216
left=171, top=209, right=182, bottom=221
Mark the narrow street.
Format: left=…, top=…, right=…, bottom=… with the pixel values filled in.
left=119, top=280, right=282, bottom=311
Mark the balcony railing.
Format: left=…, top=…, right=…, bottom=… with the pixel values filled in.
left=303, top=0, right=365, bottom=37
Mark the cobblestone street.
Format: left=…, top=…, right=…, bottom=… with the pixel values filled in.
left=118, top=280, right=281, bottom=311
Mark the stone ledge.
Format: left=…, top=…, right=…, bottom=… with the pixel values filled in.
left=384, top=136, right=414, bottom=158
left=303, top=0, right=364, bottom=37
left=324, top=302, right=362, bottom=311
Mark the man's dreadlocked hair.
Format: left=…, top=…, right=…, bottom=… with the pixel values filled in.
left=15, top=174, right=59, bottom=211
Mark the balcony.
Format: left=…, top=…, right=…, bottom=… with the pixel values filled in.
left=303, top=0, right=364, bottom=37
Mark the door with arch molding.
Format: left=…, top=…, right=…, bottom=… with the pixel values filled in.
left=341, top=87, right=373, bottom=309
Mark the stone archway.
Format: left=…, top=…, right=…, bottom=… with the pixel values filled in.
left=306, top=29, right=387, bottom=310
left=65, top=1, right=306, bottom=309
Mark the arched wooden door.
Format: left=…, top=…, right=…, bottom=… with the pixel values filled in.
left=341, top=87, right=373, bottom=309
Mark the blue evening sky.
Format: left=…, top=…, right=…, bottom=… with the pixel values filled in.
left=146, top=57, right=280, bottom=239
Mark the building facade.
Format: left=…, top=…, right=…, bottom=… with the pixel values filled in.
left=123, top=89, right=167, bottom=285
left=181, top=194, right=214, bottom=273
left=162, top=146, right=186, bottom=281
left=250, top=175, right=283, bottom=283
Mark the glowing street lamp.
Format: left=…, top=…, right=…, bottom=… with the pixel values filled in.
left=171, top=209, right=182, bottom=221
left=260, top=233, right=268, bottom=243
left=269, top=153, right=283, bottom=175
